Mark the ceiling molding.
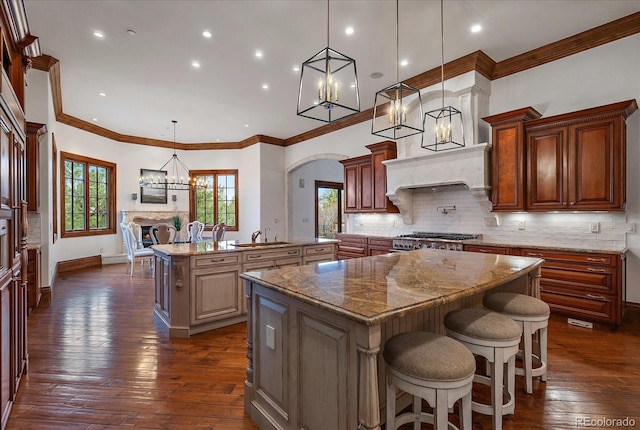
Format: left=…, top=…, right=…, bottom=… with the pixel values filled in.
left=30, top=11, right=640, bottom=150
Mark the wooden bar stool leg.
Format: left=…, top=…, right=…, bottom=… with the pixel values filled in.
left=413, top=395, right=421, bottom=430
left=492, top=348, right=504, bottom=430
left=434, top=389, right=448, bottom=430
left=387, top=382, right=396, bottom=430
left=540, top=325, right=548, bottom=382
left=523, top=321, right=534, bottom=394
left=461, top=392, right=472, bottom=430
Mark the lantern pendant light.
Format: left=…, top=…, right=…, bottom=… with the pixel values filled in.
left=371, top=0, right=423, bottom=140
left=297, top=0, right=360, bottom=123
left=421, top=0, right=465, bottom=151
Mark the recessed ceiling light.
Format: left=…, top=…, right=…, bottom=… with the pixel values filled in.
left=191, top=61, right=201, bottom=68
left=262, top=84, right=269, bottom=90
left=202, top=30, right=212, bottom=38
left=127, top=29, right=136, bottom=36
left=345, top=27, right=354, bottom=35
left=244, top=124, right=249, bottom=127
left=92, top=118, right=98, bottom=122
left=400, top=59, right=408, bottom=67
left=293, top=66, right=300, bottom=72
left=350, top=83, right=356, bottom=88
left=370, top=72, right=383, bottom=79
left=471, top=24, right=482, bottom=33
left=254, top=50, right=263, bottom=58
left=93, top=31, right=104, bottom=39
left=98, top=92, right=106, bottom=97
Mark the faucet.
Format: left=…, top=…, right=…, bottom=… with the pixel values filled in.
left=263, top=227, right=270, bottom=242
left=251, top=230, right=262, bottom=243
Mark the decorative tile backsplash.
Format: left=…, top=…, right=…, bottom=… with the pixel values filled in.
left=27, top=213, right=41, bottom=244
left=351, top=188, right=628, bottom=250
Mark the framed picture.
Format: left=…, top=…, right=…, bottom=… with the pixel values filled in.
left=140, top=169, right=168, bottom=204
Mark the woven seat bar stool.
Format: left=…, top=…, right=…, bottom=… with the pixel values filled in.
left=483, top=292, right=550, bottom=394
left=383, top=331, right=475, bottom=430
left=444, top=308, right=522, bottom=430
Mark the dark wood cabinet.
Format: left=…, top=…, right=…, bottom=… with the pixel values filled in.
left=520, top=248, right=624, bottom=325
left=486, top=100, right=637, bottom=212
left=27, top=247, right=41, bottom=312
left=367, top=237, right=393, bottom=256
left=26, top=122, right=45, bottom=213
left=336, top=233, right=367, bottom=260
left=340, top=141, right=398, bottom=214
left=483, top=107, right=541, bottom=212
left=463, top=244, right=513, bottom=255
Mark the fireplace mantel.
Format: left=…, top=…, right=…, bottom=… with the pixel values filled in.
left=121, top=210, right=189, bottom=230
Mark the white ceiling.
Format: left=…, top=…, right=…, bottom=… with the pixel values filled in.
left=24, top=0, right=640, bottom=144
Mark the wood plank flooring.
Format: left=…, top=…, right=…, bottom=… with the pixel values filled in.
left=7, top=263, right=640, bottom=429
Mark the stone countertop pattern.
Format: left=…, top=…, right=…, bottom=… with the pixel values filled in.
left=152, top=238, right=338, bottom=257
left=240, top=249, right=543, bottom=326
left=462, top=239, right=626, bottom=255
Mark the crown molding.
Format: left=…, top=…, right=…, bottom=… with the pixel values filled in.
left=30, top=11, right=640, bottom=150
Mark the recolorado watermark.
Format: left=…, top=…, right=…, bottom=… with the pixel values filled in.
left=576, top=416, right=636, bottom=427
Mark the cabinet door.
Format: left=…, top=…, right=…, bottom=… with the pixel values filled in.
left=491, top=123, right=525, bottom=211
left=190, top=265, right=243, bottom=325
left=359, top=161, right=373, bottom=211
left=1, top=274, right=11, bottom=428
left=569, top=117, right=623, bottom=210
left=0, top=117, right=10, bottom=214
left=343, top=164, right=358, bottom=212
left=526, top=127, right=567, bottom=210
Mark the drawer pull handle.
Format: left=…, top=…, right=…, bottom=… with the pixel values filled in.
left=249, top=254, right=261, bottom=259
left=529, top=253, right=543, bottom=258
left=316, top=248, right=325, bottom=252
left=586, top=294, right=606, bottom=300
left=288, top=251, right=298, bottom=255
left=210, top=258, right=224, bottom=263
left=587, top=267, right=607, bottom=273
left=587, top=257, right=607, bottom=262
left=480, top=249, right=489, bottom=253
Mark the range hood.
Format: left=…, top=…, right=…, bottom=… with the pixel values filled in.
left=383, top=143, right=492, bottom=224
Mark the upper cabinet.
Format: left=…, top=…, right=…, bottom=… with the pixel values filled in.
left=485, top=100, right=638, bottom=212
left=26, top=122, right=46, bottom=212
left=340, top=141, right=399, bottom=214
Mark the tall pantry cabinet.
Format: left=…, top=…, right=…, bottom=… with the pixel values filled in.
left=0, top=2, right=40, bottom=429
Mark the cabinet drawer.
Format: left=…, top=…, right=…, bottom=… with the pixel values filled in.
left=244, top=256, right=301, bottom=272
left=540, top=289, right=616, bottom=323
left=337, top=245, right=366, bottom=255
left=192, top=253, right=241, bottom=269
left=541, top=263, right=616, bottom=294
left=367, top=238, right=392, bottom=248
left=464, top=245, right=511, bottom=255
left=520, top=248, right=614, bottom=266
left=304, top=244, right=334, bottom=256
left=244, top=247, right=302, bottom=263
left=336, top=235, right=367, bottom=245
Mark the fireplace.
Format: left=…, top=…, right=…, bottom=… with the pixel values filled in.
left=121, top=210, right=189, bottom=246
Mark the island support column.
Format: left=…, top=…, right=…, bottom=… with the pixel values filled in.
left=357, top=324, right=382, bottom=430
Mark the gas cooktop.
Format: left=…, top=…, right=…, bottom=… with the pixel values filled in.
left=395, top=232, right=481, bottom=240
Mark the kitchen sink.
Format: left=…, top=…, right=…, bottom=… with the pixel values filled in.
left=231, top=241, right=291, bottom=247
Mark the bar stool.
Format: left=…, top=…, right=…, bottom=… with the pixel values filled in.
left=444, top=308, right=522, bottom=430
left=483, top=292, right=550, bottom=394
left=383, top=331, right=475, bottom=430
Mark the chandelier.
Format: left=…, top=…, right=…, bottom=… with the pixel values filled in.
left=297, top=0, right=360, bottom=123
left=421, top=0, right=464, bottom=151
left=372, top=0, right=423, bottom=140
left=138, top=121, right=208, bottom=190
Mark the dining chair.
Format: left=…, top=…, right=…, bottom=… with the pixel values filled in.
left=127, top=222, right=143, bottom=249
left=186, top=220, right=205, bottom=241
left=121, top=223, right=154, bottom=276
left=150, top=223, right=177, bottom=244
left=212, top=222, right=226, bottom=241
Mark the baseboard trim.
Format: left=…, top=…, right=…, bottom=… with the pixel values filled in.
left=40, top=285, right=52, bottom=306
left=57, top=255, right=102, bottom=273
left=624, top=301, right=640, bottom=309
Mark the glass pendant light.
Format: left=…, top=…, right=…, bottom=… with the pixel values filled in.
left=372, top=0, right=423, bottom=140
left=297, top=0, right=360, bottom=123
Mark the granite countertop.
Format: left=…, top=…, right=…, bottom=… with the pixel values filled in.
left=463, top=239, right=626, bottom=255
left=152, top=238, right=338, bottom=257
left=240, top=249, right=543, bottom=326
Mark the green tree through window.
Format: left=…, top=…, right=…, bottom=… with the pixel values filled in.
left=61, top=152, right=116, bottom=238
left=190, top=170, right=238, bottom=231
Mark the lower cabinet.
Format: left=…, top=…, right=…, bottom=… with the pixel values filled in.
left=367, top=237, right=393, bottom=256
left=27, top=247, right=41, bottom=312
left=190, top=264, right=243, bottom=326
left=463, top=244, right=512, bottom=255
left=336, top=234, right=367, bottom=260
left=302, top=244, right=336, bottom=264
left=1, top=272, right=11, bottom=429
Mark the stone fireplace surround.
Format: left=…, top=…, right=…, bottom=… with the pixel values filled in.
left=121, top=210, right=189, bottom=240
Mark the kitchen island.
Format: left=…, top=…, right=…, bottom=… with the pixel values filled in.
left=240, top=249, right=543, bottom=430
left=151, top=239, right=336, bottom=338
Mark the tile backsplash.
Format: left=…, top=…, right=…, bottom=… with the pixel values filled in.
left=27, top=213, right=41, bottom=244
left=350, top=188, right=628, bottom=250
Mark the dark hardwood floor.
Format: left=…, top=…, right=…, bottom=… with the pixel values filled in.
left=7, top=263, right=640, bottom=429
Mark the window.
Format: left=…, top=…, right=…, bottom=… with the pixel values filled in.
left=189, top=170, right=238, bottom=231
left=61, top=152, right=116, bottom=238
left=315, top=181, right=343, bottom=239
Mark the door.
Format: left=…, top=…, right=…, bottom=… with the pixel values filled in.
left=315, top=181, right=343, bottom=239
left=526, top=126, right=567, bottom=210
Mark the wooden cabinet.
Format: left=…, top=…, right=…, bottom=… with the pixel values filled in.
left=0, top=271, right=11, bottom=426
left=521, top=248, right=624, bottom=324
left=340, top=141, right=398, bottom=214
left=367, top=237, right=393, bottom=256
left=336, top=234, right=367, bottom=260
left=190, top=263, right=243, bottom=326
left=486, top=100, right=637, bottom=212
left=463, top=244, right=513, bottom=255
left=483, top=107, right=542, bottom=211
left=26, top=122, right=45, bottom=213
left=302, top=243, right=335, bottom=264
left=27, top=247, right=41, bottom=312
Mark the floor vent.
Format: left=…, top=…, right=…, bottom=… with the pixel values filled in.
left=567, top=318, right=593, bottom=329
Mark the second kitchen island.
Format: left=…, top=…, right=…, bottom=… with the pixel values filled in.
left=241, top=249, right=543, bottom=430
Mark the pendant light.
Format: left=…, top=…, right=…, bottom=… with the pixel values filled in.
left=421, top=0, right=465, bottom=151
left=138, top=121, right=208, bottom=191
left=372, top=0, right=423, bottom=140
left=297, top=0, right=360, bottom=123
